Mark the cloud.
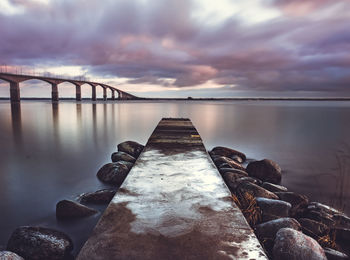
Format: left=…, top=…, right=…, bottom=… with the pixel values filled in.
left=0, top=0, right=350, bottom=95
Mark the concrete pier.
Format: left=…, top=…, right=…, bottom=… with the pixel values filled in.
left=78, top=118, right=267, bottom=260
left=51, top=83, right=59, bottom=101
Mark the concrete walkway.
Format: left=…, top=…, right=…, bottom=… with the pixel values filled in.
left=77, top=118, right=268, bottom=259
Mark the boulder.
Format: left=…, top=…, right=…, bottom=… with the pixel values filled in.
left=0, top=251, right=24, bottom=260
left=262, top=182, right=288, bottom=192
left=117, top=141, right=144, bottom=158
left=275, top=192, right=309, bottom=216
left=324, top=248, right=349, bottom=260
left=255, top=217, right=301, bottom=240
left=79, top=189, right=116, bottom=204
left=111, top=151, right=136, bottom=163
left=219, top=168, right=248, bottom=176
left=256, top=197, right=291, bottom=222
left=116, top=160, right=134, bottom=170
left=303, top=210, right=335, bottom=226
left=56, top=200, right=98, bottom=219
left=231, top=155, right=243, bottom=164
left=246, top=159, right=282, bottom=184
left=210, top=146, right=246, bottom=162
left=273, top=228, right=327, bottom=260
left=298, top=218, right=328, bottom=237
left=7, top=226, right=73, bottom=260
left=333, top=214, right=350, bottom=229
left=96, top=162, right=129, bottom=185
left=307, top=202, right=341, bottom=216
left=223, top=172, right=247, bottom=191
left=214, top=156, right=245, bottom=171
left=236, top=182, right=278, bottom=200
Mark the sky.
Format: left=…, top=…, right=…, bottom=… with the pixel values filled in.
left=0, top=0, right=350, bottom=98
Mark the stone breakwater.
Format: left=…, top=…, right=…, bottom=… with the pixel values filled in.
left=2, top=140, right=143, bottom=260
left=2, top=140, right=349, bottom=260
left=209, top=146, right=350, bottom=260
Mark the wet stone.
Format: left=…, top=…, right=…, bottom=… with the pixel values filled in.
left=96, top=162, right=129, bottom=185
left=111, top=151, right=136, bottom=163
left=210, top=146, right=246, bottom=162
left=273, top=228, right=327, bottom=260
left=117, top=141, right=144, bottom=158
left=236, top=181, right=278, bottom=200
left=56, top=200, right=98, bottom=219
left=303, top=210, right=335, bottom=226
left=261, top=182, right=288, bottom=192
left=80, top=189, right=116, bottom=204
left=214, top=156, right=245, bottom=171
left=7, top=226, right=73, bottom=260
left=255, top=217, right=301, bottom=240
left=0, top=251, right=24, bottom=260
left=219, top=168, right=248, bottom=176
left=256, top=197, right=291, bottom=222
left=246, top=159, right=282, bottom=184
left=298, top=218, right=328, bottom=238
left=275, top=192, right=309, bottom=216
left=324, top=248, right=349, bottom=260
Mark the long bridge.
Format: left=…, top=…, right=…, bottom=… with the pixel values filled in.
left=0, top=72, right=137, bottom=102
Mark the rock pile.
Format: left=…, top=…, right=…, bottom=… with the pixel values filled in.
left=209, top=146, right=350, bottom=259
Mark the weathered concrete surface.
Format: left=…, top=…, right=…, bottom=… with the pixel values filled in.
left=78, top=118, right=268, bottom=260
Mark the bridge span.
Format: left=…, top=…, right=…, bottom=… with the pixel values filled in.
left=0, top=72, right=137, bottom=103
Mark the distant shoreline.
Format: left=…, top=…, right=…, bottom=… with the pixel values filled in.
left=1, top=97, right=350, bottom=101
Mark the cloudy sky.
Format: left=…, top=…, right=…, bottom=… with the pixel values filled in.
left=0, top=0, right=349, bottom=98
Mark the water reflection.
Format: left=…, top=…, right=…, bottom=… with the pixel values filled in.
left=0, top=100, right=349, bottom=254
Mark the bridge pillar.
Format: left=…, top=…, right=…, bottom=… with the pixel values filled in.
left=91, top=85, right=96, bottom=101
left=75, top=85, right=82, bottom=101
left=51, top=83, right=59, bottom=102
left=111, top=90, right=115, bottom=100
left=10, top=82, right=20, bottom=103
left=103, top=88, right=107, bottom=101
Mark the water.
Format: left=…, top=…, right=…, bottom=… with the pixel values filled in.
left=0, top=100, right=349, bottom=254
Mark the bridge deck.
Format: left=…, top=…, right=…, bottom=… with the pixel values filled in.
left=77, top=118, right=267, bottom=260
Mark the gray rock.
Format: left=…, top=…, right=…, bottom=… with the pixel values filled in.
left=210, top=146, right=246, bottom=162
left=116, top=160, right=134, bottom=170
left=324, top=248, right=349, bottom=260
left=307, top=202, right=341, bottom=216
left=298, top=218, right=328, bottom=237
left=262, top=182, right=288, bottom=192
left=273, top=228, right=327, bottom=260
left=80, top=189, right=116, bottom=204
left=219, top=168, right=248, bottom=176
left=255, top=217, right=301, bottom=240
left=111, top=151, right=136, bottom=163
left=231, top=155, right=243, bottom=164
left=56, top=200, right=98, bottom=219
left=256, top=197, right=291, bottom=222
left=7, top=226, right=73, bottom=260
left=246, top=159, right=282, bottom=184
left=96, top=162, right=129, bottom=185
left=236, top=181, right=279, bottom=200
left=303, top=210, right=335, bottom=226
left=214, top=156, right=245, bottom=171
left=117, top=141, right=144, bottom=158
left=223, top=172, right=247, bottom=190
left=0, top=251, right=24, bottom=260
left=275, top=192, right=309, bottom=216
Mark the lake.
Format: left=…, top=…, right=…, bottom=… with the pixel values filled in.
left=0, top=100, right=349, bottom=255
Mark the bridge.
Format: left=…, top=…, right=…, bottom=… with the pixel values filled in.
left=0, top=72, right=137, bottom=103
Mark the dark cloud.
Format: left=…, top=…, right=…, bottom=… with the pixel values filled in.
left=0, top=0, right=350, bottom=93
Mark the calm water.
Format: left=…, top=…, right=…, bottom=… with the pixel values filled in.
left=0, top=100, right=350, bottom=254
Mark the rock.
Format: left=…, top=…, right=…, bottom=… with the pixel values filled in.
left=298, top=218, right=328, bottom=237
left=246, top=159, right=282, bottom=184
left=255, top=218, right=301, bottom=240
left=219, top=168, right=248, bottom=176
left=111, top=151, right=136, bottom=163
left=56, top=200, right=98, bottom=219
left=333, top=214, right=350, bottom=229
left=324, top=248, right=349, bottom=260
left=0, top=251, right=24, bottom=260
left=79, top=189, right=116, bottom=204
left=307, top=202, right=342, bottom=216
left=333, top=227, right=350, bottom=242
left=116, top=160, right=134, bottom=170
left=262, top=182, right=288, bottom=192
left=231, top=155, right=243, bottom=164
left=214, top=156, right=245, bottom=171
left=7, top=226, right=73, bottom=260
left=223, top=172, right=248, bottom=190
left=236, top=181, right=279, bottom=200
left=96, top=162, right=129, bottom=185
left=273, top=228, right=327, bottom=260
left=117, top=141, right=144, bottom=158
left=256, top=197, right=291, bottom=222
left=275, top=192, right=309, bottom=216
left=210, top=146, right=246, bottom=162
left=303, top=210, right=335, bottom=226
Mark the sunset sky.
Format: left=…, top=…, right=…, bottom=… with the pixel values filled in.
left=0, top=0, right=350, bottom=98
